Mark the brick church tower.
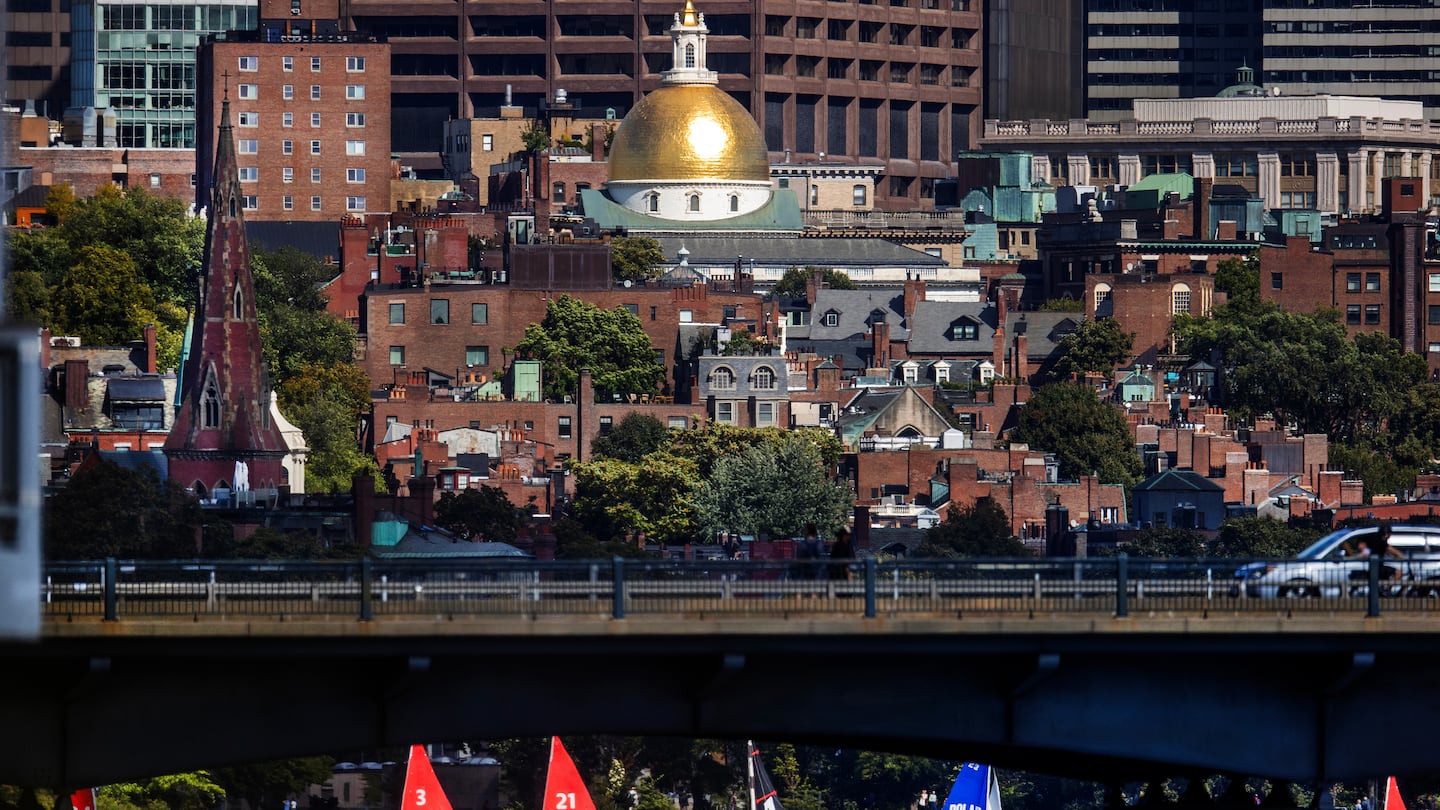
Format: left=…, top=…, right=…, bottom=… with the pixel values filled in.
left=164, top=96, right=288, bottom=497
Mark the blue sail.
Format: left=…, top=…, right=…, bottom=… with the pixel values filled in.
left=943, top=764, right=999, bottom=810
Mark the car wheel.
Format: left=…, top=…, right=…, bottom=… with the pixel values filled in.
left=1281, top=580, right=1318, bottom=598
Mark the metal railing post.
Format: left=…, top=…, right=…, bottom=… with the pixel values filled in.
left=104, top=558, right=118, bottom=622
left=864, top=557, right=877, bottom=619
left=1115, top=554, right=1129, bottom=618
left=360, top=557, right=374, bottom=621
left=1368, top=555, right=1381, bottom=618
left=612, top=557, right=626, bottom=619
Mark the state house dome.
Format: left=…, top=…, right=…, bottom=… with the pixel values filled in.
left=601, top=0, right=774, bottom=221
left=607, top=84, right=770, bottom=183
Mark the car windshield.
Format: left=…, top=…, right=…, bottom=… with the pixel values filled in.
left=1295, top=528, right=1365, bottom=560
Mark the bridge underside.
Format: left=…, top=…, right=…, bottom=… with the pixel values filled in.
left=3, top=619, right=1439, bottom=788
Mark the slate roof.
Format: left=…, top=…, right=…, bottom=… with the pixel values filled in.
left=905, top=300, right=998, bottom=355
left=246, top=221, right=341, bottom=259
left=791, top=288, right=909, bottom=342
left=650, top=235, right=945, bottom=270
left=1132, top=468, right=1225, bottom=493
left=1002, top=312, right=1081, bottom=358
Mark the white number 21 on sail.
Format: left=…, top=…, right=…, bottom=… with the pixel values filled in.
left=555, top=793, right=577, bottom=809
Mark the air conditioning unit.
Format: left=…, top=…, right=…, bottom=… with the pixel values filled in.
left=290, top=7, right=301, bottom=13
left=51, top=336, right=81, bottom=348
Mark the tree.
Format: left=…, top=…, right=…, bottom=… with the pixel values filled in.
left=211, top=757, right=334, bottom=810
left=521, top=121, right=551, bottom=152
left=274, top=361, right=376, bottom=494
left=97, top=772, right=227, bottom=810
left=668, top=423, right=843, bottom=478
left=1122, top=526, right=1208, bottom=557
left=1047, top=317, right=1135, bottom=381
left=260, top=304, right=357, bottom=384
left=49, top=245, right=159, bottom=347
left=251, top=245, right=334, bottom=313
left=1209, top=517, right=1322, bottom=558
left=568, top=453, right=701, bottom=545
left=45, top=461, right=204, bottom=559
left=610, top=236, right=666, bottom=283
left=771, top=266, right=856, bottom=298
left=590, top=412, right=670, bottom=464
left=1011, top=382, right=1142, bottom=487
left=720, top=328, right=768, bottom=356
left=512, top=295, right=664, bottom=401
left=692, top=435, right=852, bottom=540
left=53, top=184, right=204, bottom=304
left=3, top=270, right=50, bottom=326
left=435, top=486, right=520, bottom=543
left=1213, top=254, right=1260, bottom=311
left=917, top=498, right=1026, bottom=557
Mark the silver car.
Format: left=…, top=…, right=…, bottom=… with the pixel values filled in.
left=1234, top=525, right=1440, bottom=598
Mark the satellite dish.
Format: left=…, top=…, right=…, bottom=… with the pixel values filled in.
left=623, top=279, right=633, bottom=287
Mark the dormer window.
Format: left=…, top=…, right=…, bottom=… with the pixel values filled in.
left=822, top=310, right=840, bottom=327
left=711, top=366, right=735, bottom=390
left=949, top=317, right=979, bottom=340
left=753, top=365, right=776, bottom=390
left=867, top=308, right=887, bottom=327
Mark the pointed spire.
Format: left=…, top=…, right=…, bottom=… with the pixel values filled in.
left=681, top=0, right=698, bottom=26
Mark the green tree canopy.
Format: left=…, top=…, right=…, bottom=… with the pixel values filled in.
left=668, top=423, right=843, bottom=478
left=211, top=757, right=334, bottom=810
left=521, top=121, right=551, bottom=152
left=512, top=295, right=664, bottom=401
left=49, top=245, right=158, bottom=347
left=251, top=245, right=334, bottom=313
left=771, top=266, right=856, bottom=298
left=276, top=362, right=378, bottom=494
left=917, top=498, right=1026, bottom=557
left=1047, top=317, right=1135, bottom=381
left=45, top=461, right=204, bottom=559
left=1209, top=517, right=1322, bottom=558
left=435, top=485, right=521, bottom=543
left=1174, top=303, right=1427, bottom=444
left=1213, top=254, right=1260, bottom=311
left=720, top=328, right=769, bottom=356
left=590, top=412, right=670, bottom=464
left=610, top=236, right=666, bottom=283
left=692, top=435, right=852, bottom=540
left=1012, top=382, right=1142, bottom=487
left=97, top=772, right=227, bottom=810
left=568, top=452, right=701, bottom=545
left=51, top=184, right=204, bottom=303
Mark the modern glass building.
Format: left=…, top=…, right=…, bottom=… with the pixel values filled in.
left=70, top=0, right=257, bottom=148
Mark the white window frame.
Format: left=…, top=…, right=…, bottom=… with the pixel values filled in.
left=238, top=166, right=258, bottom=182
left=282, top=84, right=294, bottom=100
left=346, top=84, right=365, bottom=100
left=238, top=139, right=258, bottom=154
left=311, top=112, right=322, bottom=127
left=241, top=195, right=257, bottom=210
left=346, top=56, right=366, bottom=72
left=282, top=56, right=294, bottom=72
left=346, top=112, right=366, bottom=127
left=310, top=140, right=321, bottom=155
left=346, top=196, right=366, bottom=211
left=346, top=140, right=366, bottom=155
left=481, top=134, right=493, bottom=151
left=347, top=168, right=366, bottom=183
left=311, top=168, right=322, bottom=183
left=310, top=84, right=321, bottom=100
left=757, top=401, right=775, bottom=426
left=282, top=195, right=294, bottom=210
left=237, top=111, right=258, bottom=127
left=311, top=196, right=322, bottom=211
left=282, top=112, right=293, bottom=127
left=715, top=401, right=734, bottom=424
left=282, top=140, right=293, bottom=155
left=311, top=56, right=322, bottom=71
left=282, top=167, right=294, bottom=183
left=238, top=56, right=258, bottom=71
left=238, top=84, right=258, bottom=99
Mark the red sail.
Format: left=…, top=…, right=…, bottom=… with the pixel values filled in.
left=543, top=737, right=597, bottom=810
left=70, top=788, right=95, bottom=810
left=1385, top=777, right=1406, bottom=810
left=402, top=745, right=454, bottom=810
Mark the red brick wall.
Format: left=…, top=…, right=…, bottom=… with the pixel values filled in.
left=12, top=146, right=196, bottom=199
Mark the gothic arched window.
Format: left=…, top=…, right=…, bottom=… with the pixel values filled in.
left=202, top=374, right=221, bottom=429
left=685, top=43, right=696, bottom=68
left=233, top=287, right=243, bottom=319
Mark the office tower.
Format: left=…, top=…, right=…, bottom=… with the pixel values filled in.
left=340, top=0, right=983, bottom=210
left=69, top=0, right=256, bottom=148
left=986, top=0, right=1082, bottom=122
left=3, top=0, right=71, bottom=117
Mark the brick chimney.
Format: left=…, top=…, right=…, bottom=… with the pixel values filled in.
left=64, top=358, right=89, bottom=411
left=1193, top=176, right=1213, bottom=240
left=578, top=368, right=595, bottom=461
left=591, top=123, right=607, bottom=162
left=40, top=328, right=52, bottom=373
left=871, top=320, right=891, bottom=368
left=143, top=322, right=158, bottom=373
left=903, top=274, right=926, bottom=320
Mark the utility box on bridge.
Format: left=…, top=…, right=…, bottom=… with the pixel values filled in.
left=0, top=326, right=40, bottom=640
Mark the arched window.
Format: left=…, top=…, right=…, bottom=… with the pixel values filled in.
left=202, top=374, right=221, bottom=429
left=1094, top=283, right=1113, bottom=317
left=229, top=195, right=236, bottom=217
left=712, top=366, right=735, bottom=389
left=685, top=43, right=696, bottom=68
left=646, top=193, right=659, bottom=213
left=752, top=365, right=776, bottom=390
left=853, top=184, right=867, bottom=206
left=688, top=193, right=700, bottom=212
left=1172, top=283, right=1191, bottom=315
left=233, top=287, right=243, bottom=319
left=729, top=194, right=739, bottom=212
left=192, top=480, right=208, bottom=497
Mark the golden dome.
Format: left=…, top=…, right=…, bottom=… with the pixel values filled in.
left=608, top=84, right=770, bottom=183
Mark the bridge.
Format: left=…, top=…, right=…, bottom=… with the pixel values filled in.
left=4, top=557, right=1440, bottom=791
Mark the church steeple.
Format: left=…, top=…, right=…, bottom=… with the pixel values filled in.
left=164, top=92, right=288, bottom=498
left=661, top=0, right=717, bottom=86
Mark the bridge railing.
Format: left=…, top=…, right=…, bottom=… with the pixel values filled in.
left=38, top=557, right=1439, bottom=621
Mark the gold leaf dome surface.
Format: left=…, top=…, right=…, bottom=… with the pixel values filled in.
left=608, top=85, right=770, bottom=183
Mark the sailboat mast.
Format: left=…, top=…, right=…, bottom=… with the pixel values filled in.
left=747, top=741, right=756, bottom=810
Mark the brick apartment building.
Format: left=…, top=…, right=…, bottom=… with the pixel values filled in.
left=195, top=0, right=390, bottom=221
